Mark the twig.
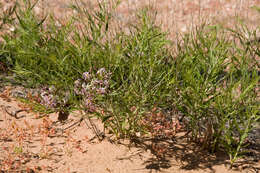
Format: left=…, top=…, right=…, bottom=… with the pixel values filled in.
left=61, top=112, right=105, bottom=142
left=63, top=117, right=84, bottom=131
left=2, top=106, right=27, bottom=119
left=84, top=115, right=105, bottom=142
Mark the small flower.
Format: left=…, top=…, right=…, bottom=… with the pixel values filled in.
left=83, top=97, right=95, bottom=112
left=81, top=83, right=91, bottom=93
left=96, top=87, right=106, bottom=94
left=74, top=79, right=83, bottom=95
left=84, top=97, right=92, bottom=106
left=82, top=72, right=92, bottom=81
left=40, top=93, right=57, bottom=108
left=74, top=88, right=82, bottom=95
left=62, top=92, right=70, bottom=104
left=103, top=80, right=109, bottom=87
left=40, top=91, right=48, bottom=98
left=74, top=79, right=82, bottom=87
left=91, top=79, right=101, bottom=86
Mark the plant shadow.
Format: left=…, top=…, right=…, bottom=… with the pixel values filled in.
left=120, top=132, right=260, bottom=172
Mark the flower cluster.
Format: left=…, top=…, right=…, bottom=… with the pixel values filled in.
left=40, top=86, right=58, bottom=109
left=39, top=86, right=69, bottom=109
left=74, top=68, right=111, bottom=112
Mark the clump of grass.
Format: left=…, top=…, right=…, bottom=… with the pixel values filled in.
left=172, top=24, right=259, bottom=164
left=94, top=8, right=175, bottom=137
left=0, top=0, right=259, bottom=166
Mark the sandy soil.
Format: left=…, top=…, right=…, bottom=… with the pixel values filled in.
left=1, top=0, right=260, bottom=38
left=0, top=86, right=259, bottom=172
left=0, top=0, right=260, bottom=172
left=33, top=0, right=260, bottom=39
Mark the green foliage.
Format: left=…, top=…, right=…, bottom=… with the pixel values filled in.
left=172, top=25, right=259, bottom=164
left=0, top=0, right=259, bottom=165
left=100, top=9, right=173, bottom=137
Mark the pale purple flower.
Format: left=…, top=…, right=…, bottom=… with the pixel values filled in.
left=74, top=79, right=82, bottom=87
left=83, top=97, right=95, bottom=112
left=97, top=87, right=106, bottom=94
left=40, top=91, right=48, bottom=98
left=40, top=92, right=57, bottom=108
left=83, top=72, right=91, bottom=81
left=74, top=79, right=83, bottom=95
left=103, top=80, right=109, bottom=87
left=81, top=83, right=91, bottom=93
left=74, top=88, right=82, bottom=95
left=73, top=69, right=112, bottom=112
left=90, top=79, right=99, bottom=86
